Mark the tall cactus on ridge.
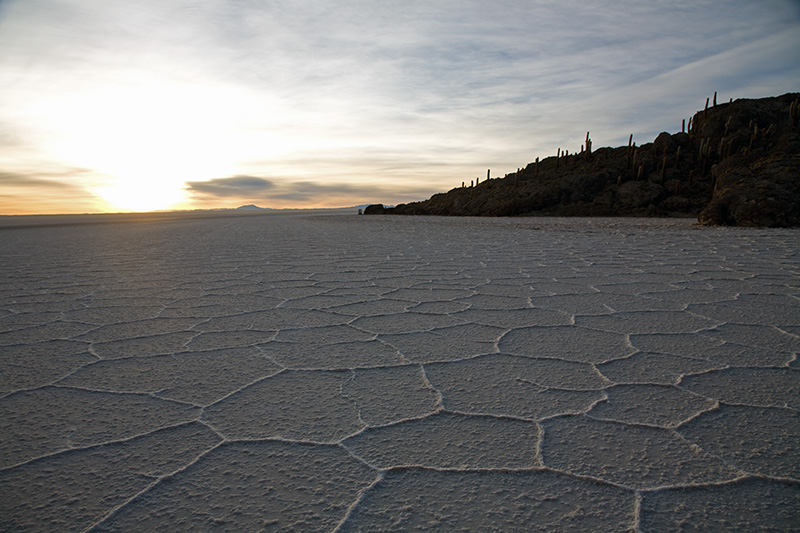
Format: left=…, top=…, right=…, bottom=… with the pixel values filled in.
left=584, top=132, right=592, bottom=160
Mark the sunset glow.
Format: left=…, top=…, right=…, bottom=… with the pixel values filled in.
left=1, top=0, right=798, bottom=214
left=39, top=82, right=252, bottom=211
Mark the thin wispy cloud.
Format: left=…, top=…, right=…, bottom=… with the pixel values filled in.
left=0, top=0, right=798, bottom=213
left=187, top=176, right=275, bottom=198
left=0, top=167, right=103, bottom=214
left=186, top=173, right=434, bottom=208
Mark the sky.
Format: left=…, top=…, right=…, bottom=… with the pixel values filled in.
left=0, top=0, right=798, bottom=214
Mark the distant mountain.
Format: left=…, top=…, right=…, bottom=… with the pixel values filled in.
left=366, top=93, right=800, bottom=227
left=236, top=204, right=272, bottom=211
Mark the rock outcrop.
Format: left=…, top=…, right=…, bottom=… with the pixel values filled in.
left=369, top=93, right=800, bottom=227
left=363, top=204, right=388, bottom=215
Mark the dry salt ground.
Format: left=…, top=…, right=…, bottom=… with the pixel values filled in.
left=0, top=211, right=798, bottom=532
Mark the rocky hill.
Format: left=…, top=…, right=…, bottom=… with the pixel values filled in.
left=366, top=93, right=800, bottom=226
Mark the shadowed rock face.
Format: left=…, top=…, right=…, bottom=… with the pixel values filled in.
left=363, top=203, right=387, bottom=214
left=369, top=93, right=800, bottom=227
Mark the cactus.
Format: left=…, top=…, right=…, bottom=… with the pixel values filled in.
left=700, top=137, right=713, bottom=174
left=790, top=98, right=799, bottom=127
left=749, top=124, right=757, bottom=152
left=713, top=91, right=717, bottom=106
left=626, top=134, right=633, bottom=168
left=535, top=156, right=540, bottom=176
left=585, top=131, right=592, bottom=160
left=675, top=145, right=681, bottom=168
left=724, top=116, right=732, bottom=136
left=682, top=118, right=685, bottom=133
left=487, top=169, right=491, bottom=181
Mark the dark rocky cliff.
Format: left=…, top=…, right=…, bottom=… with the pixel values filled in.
left=369, top=93, right=800, bottom=227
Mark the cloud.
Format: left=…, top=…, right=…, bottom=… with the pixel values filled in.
left=270, top=179, right=438, bottom=206
left=185, top=175, right=274, bottom=197
left=184, top=173, right=439, bottom=208
left=0, top=165, right=100, bottom=188
left=267, top=181, right=376, bottom=203
left=581, top=26, right=800, bottom=147
left=0, top=167, right=102, bottom=214
left=1, top=172, right=79, bottom=189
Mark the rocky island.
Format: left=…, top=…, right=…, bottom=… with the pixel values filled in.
left=367, top=93, right=800, bottom=227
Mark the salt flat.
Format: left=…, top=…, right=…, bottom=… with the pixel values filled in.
left=0, top=211, right=798, bottom=531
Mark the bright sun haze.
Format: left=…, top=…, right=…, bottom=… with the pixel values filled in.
left=43, top=81, right=249, bottom=212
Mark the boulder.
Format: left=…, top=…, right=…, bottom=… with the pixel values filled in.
left=363, top=204, right=387, bottom=215
left=699, top=153, right=800, bottom=227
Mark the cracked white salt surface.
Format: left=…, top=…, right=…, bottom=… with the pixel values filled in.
left=0, top=212, right=798, bottom=531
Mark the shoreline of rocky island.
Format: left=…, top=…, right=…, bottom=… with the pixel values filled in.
left=367, top=92, right=800, bottom=227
